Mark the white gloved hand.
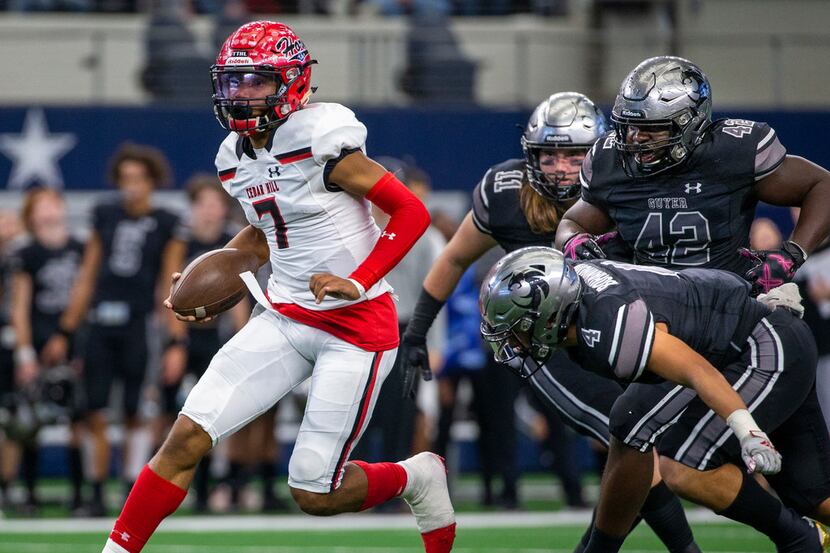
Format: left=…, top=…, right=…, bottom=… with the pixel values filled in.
left=757, top=282, right=804, bottom=318
left=740, top=430, right=782, bottom=475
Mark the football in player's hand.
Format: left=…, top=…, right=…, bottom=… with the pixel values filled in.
left=170, top=248, right=260, bottom=319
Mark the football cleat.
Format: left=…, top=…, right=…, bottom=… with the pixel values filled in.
left=815, top=519, right=830, bottom=552
left=398, top=452, right=456, bottom=552
left=803, top=517, right=830, bottom=552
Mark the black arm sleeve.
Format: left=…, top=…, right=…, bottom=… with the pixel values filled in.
left=402, top=287, right=446, bottom=343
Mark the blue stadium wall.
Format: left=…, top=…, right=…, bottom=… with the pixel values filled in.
left=0, top=106, right=819, bottom=235
left=2, top=106, right=828, bottom=192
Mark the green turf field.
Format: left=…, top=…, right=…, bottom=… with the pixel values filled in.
left=0, top=477, right=776, bottom=552
left=0, top=517, right=774, bottom=553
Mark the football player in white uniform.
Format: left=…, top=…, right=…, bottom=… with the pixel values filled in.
left=102, top=21, right=455, bottom=553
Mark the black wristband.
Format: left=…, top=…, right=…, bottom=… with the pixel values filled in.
left=164, top=336, right=189, bottom=350
left=403, top=288, right=446, bottom=343
left=782, top=240, right=807, bottom=268
left=57, top=326, right=74, bottom=341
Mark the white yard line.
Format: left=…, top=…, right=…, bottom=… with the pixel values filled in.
left=0, top=509, right=728, bottom=534
left=0, top=545, right=757, bottom=553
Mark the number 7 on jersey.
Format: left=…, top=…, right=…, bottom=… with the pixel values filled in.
left=253, top=197, right=289, bottom=249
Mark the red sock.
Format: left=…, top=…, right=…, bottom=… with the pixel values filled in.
left=108, top=465, right=187, bottom=552
left=421, top=523, right=462, bottom=553
left=351, top=460, right=408, bottom=511
left=421, top=523, right=457, bottom=553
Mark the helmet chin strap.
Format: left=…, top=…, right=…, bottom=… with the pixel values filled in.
left=228, top=116, right=263, bottom=135
left=227, top=100, right=297, bottom=136
left=229, top=110, right=289, bottom=136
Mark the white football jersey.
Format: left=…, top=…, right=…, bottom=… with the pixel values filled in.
left=215, top=103, right=392, bottom=310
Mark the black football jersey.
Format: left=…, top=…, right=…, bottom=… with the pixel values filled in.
left=184, top=229, right=235, bottom=265
left=580, top=119, right=787, bottom=275
left=0, top=249, right=13, bottom=327
left=472, top=159, right=634, bottom=261
left=471, top=158, right=556, bottom=252
left=11, top=238, right=84, bottom=349
left=92, top=197, right=186, bottom=315
left=568, top=260, right=771, bottom=383
left=182, top=228, right=235, bottom=334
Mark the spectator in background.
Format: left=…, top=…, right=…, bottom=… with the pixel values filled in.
left=789, top=207, right=830, bottom=432
left=524, top=391, right=587, bottom=509
left=398, top=11, right=476, bottom=104
left=41, top=143, right=187, bottom=516
left=351, top=157, right=446, bottom=478
left=0, top=210, right=25, bottom=512
left=4, top=0, right=92, bottom=11
left=212, top=0, right=250, bottom=51
left=225, top=405, right=287, bottom=512
left=453, top=0, right=509, bottom=16
left=472, top=248, right=520, bottom=508
left=7, top=189, right=86, bottom=515
left=430, top=245, right=521, bottom=509
left=142, top=0, right=212, bottom=103
left=156, top=174, right=250, bottom=513
left=749, top=217, right=783, bottom=251
left=432, top=263, right=484, bottom=464
left=360, top=0, right=449, bottom=16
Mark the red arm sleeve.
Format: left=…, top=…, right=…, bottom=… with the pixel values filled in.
left=348, top=172, right=431, bottom=291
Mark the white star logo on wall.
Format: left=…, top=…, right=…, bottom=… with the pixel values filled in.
left=0, top=108, right=77, bottom=189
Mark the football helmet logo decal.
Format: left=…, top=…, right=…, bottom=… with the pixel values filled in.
left=507, top=265, right=551, bottom=310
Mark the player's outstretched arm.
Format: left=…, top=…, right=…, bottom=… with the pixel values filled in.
left=646, top=324, right=781, bottom=475
left=423, top=212, right=497, bottom=303
left=400, top=213, right=497, bottom=397
left=755, top=155, right=830, bottom=254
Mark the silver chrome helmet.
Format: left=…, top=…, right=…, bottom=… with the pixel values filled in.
left=479, top=247, right=582, bottom=367
left=522, top=92, right=608, bottom=202
left=611, top=56, right=712, bottom=177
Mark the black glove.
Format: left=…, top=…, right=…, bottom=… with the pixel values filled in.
left=562, top=232, right=608, bottom=261
left=400, top=288, right=446, bottom=399
left=739, top=240, right=807, bottom=296
left=400, top=334, right=432, bottom=400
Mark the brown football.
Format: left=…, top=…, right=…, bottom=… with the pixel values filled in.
left=170, top=248, right=261, bottom=318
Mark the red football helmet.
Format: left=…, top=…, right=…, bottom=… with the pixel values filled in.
left=211, top=21, right=315, bottom=135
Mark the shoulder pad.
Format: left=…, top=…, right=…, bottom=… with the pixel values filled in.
left=711, top=119, right=786, bottom=180
left=215, top=132, right=239, bottom=171
left=307, top=103, right=368, bottom=164
left=486, top=158, right=525, bottom=195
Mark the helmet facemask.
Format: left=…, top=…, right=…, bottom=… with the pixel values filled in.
left=480, top=300, right=579, bottom=379
left=211, top=64, right=312, bottom=136
left=480, top=313, right=548, bottom=365
left=479, top=247, right=583, bottom=377
left=612, top=108, right=707, bottom=178
left=522, top=140, right=589, bottom=202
